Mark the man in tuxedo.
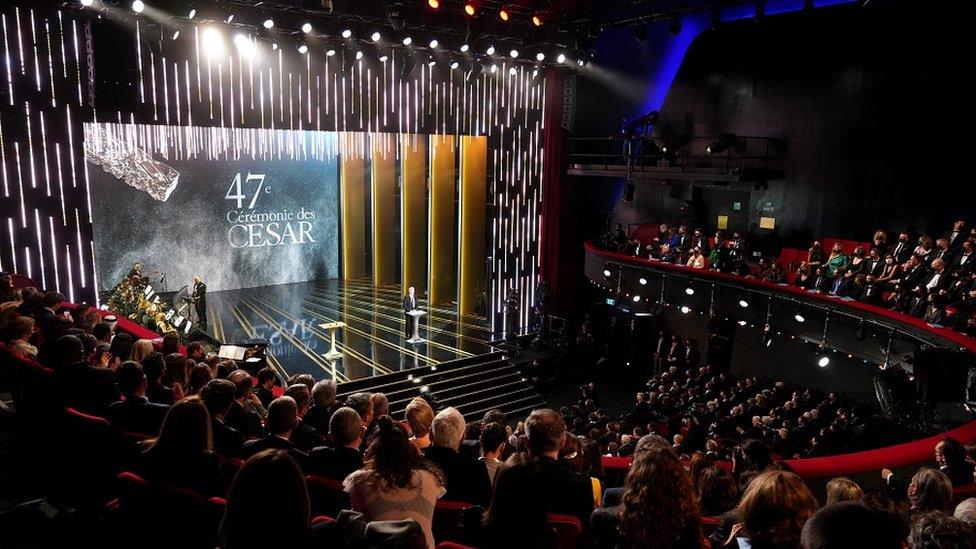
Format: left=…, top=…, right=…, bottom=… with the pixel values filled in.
left=225, top=370, right=266, bottom=440
left=423, top=407, right=492, bottom=506
left=946, top=219, right=967, bottom=252
left=859, top=275, right=884, bottom=306
left=933, top=238, right=955, bottom=265
left=891, top=231, right=913, bottom=265
left=952, top=240, right=974, bottom=272
left=242, top=396, right=308, bottom=467
left=923, top=259, right=951, bottom=293
left=402, top=286, right=418, bottom=339
left=683, top=338, right=701, bottom=368
left=864, top=248, right=885, bottom=277
left=307, top=407, right=365, bottom=481
left=191, top=276, right=207, bottom=329
left=106, top=361, right=169, bottom=436
left=201, top=378, right=245, bottom=457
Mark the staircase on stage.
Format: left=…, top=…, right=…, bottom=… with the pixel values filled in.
left=203, top=279, right=546, bottom=417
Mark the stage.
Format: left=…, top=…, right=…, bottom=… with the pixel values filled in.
left=202, top=280, right=495, bottom=382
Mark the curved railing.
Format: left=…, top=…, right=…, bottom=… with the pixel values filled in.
left=585, top=241, right=976, bottom=479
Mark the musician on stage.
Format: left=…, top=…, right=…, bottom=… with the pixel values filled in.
left=192, top=276, right=208, bottom=329
left=403, top=286, right=418, bottom=338
left=128, top=262, right=150, bottom=285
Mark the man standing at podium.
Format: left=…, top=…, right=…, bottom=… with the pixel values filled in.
left=403, top=286, right=418, bottom=338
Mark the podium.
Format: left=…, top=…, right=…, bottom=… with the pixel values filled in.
left=406, top=309, right=426, bottom=344
left=319, top=321, right=346, bottom=361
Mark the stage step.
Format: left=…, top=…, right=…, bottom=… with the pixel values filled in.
left=335, top=351, right=546, bottom=424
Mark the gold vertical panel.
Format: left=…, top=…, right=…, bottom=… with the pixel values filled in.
left=428, top=135, right=457, bottom=306
left=401, top=135, right=428, bottom=295
left=341, top=133, right=367, bottom=280
left=371, top=134, right=396, bottom=286
left=458, top=136, right=488, bottom=316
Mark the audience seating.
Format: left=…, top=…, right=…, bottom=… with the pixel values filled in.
left=305, top=474, right=352, bottom=519
left=432, top=499, right=482, bottom=546
left=104, top=471, right=212, bottom=549
left=549, top=513, right=584, bottom=549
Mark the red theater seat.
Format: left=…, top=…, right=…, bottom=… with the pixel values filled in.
left=549, top=513, right=584, bottom=549
left=106, top=472, right=211, bottom=549
left=433, top=500, right=480, bottom=545
left=951, top=483, right=976, bottom=507
left=312, top=515, right=336, bottom=526
left=305, top=474, right=351, bottom=519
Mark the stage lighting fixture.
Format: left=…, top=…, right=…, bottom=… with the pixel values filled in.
left=464, top=2, right=477, bottom=16
left=460, top=44, right=470, bottom=53
left=499, top=7, right=510, bottom=21
left=427, top=0, right=440, bottom=8
left=685, top=287, right=695, bottom=296
left=668, top=18, right=682, bottom=36
left=577, top=59, right=584, bottom=66
left=233, top=34, right=258, bottom=58
left=508, top=66, right=516, bottom=75
left=188, top=7, right=196, bottom=18
left=272, top=43, right=278, bottom=50
left=706, top=133, right=740, bottom=155
left=486, top=45, right=495, bottom=55
left=298, top=44, right=309, bottom=54
left=428, top=58, right=437, bottom=66
left=603, top=269, right=612, bottom=278
left=532, top=13, right=543, bottom=27
left=509, top=49, right=519, bottom=58
left=341, top=29, right=353, bottom=39
left=131, top=1, right=145, bottom=13
left=557, top=53, right=566, bottom=63
left=371, top=31, right=382, bottom=42
left=380, top=54, right=389, bottom=62
left=326, top=48, right=336, bottom=56
left=263, top=19, right=274, bottom=29
left=225, top=14, right=234, bottom=23
left=389, top=2, right=407, bottom=31
left=429, top=39, right=439, bottom=48
left=490, top=63, right=498, bottom=73
left=680, top=306, right=691, bottom=314
left=639, top=277, right=647, bottom=285
left=171, top=30, right=180, bottom=40
left=739, top=299, right=749, bottom=308
left=450, top=60, right=459, bottom=69
left=356, top=50, right=364, bottom=60
left=302, top=22, right=313, bottom=33
left=634, top=23, right=648, bottom=42
left=402, top=36, right=413, bottom=45
left=81, top=0, right=94, bottom=6
left=738, top=320, right=747, bottom=326
left=202, top=27, right=226, bottom=58
left=536, top=52, right=545, bottom=61
left=795, top=313, right=805, bottom=323
left=818, top=356, right=830, bottom=367
left=632, top=295, right=641, bottom=303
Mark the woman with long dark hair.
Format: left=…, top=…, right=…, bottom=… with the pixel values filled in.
left=618, top=445, right=703, bottom=548
left=107, top=332, right=133, bottom=369
left=344, top=415, right=445, bottom=548
left=136, top=397, right=220, bottom=497
left=220, top=449, right=310, bottom=549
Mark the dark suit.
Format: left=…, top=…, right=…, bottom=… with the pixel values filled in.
left=830, top=277, right=852, bottom=296
left=106, top=397, right=169, bottom=436
left=242, top=435, right=308, bottom=468
left=304, top=403, right=336, bottom=438
left=307, top=445, right=364, bottom=481
left=192, top=281, right=207, bottom=328
left=225, top=401, right=266, bottom=440
left=533, top=455, right=594, bottom=526
left=946, top=230, right=967, bottom=252
left=291, top=421, right=324, bottom=453
left=864, top=259, right=885, bottom=277
left=859, top=284, right=884, bottom=306
left=423, top=445, right=492, bottom=506
left=952, top=252, right=974, bottom=273
left=922, top=270, right=951, bottom=292
left=212, top=417, right=245, bottom=458
left=891, top=241, right=912, bottom=264
left=54, top=361, right=120, bottom=416
left=403, top=294, right=418, bottom=338
left=255, top=385, right=275, bottom=409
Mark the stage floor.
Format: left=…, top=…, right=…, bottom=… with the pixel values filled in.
left=203, top=280, right=493, bottom=382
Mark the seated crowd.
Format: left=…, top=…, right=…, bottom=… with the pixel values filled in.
left=2, top=275, right=976, bottom=548
left=601, top=219, right=976, bottom=336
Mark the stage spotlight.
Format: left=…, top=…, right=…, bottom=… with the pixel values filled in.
left=509, top=49, right=519, bottom=58
left=577, top=59, right=584, bottom=66
left=508, top=66, right=516, bottom=75
left=817, top=356, right=830, bottom=368
left=263, top=19, right=274, bottom=29
left=171, top=30, right=180, bottom=40
left=556, top=53, right=566, bottom=63
left=380, top=54, right=389, bottom=62
left=188, top=7, right=196, bottom=18
left=427, top=0, right=440, bottom=8
left=131, top=0, right=145, bottom=13
left=81, top=0, right=94, bottom=6
left=429, top=38, right=439, bottom=48
left=202, top=27, right=226, bottom=58
left=464, top=2, right=477, bottom=16
left=739, top=299, right=749, bottom=308
left=639, top=277, right=647, bottom=285
left=460, top=43, right=470, bottom=52
left=633, top=295, right=641, bottom=303
left=680, top=306, right=691, bottom=314
left=298, top=44, right=309, bottom=54
left=706, top=133, right=740, bottom=155
left=532, top=13, right=543, bottom=27
left=536, top=52, right=545, bottom=61
left=301, top=22, right=313, bottom=34
left=389, top=2, right=407, bottom=31
left=738, top=320, right=747, bottom=326
left=428, top=58, right=437, bottom=66
left=490, top=64, right=497, bottom=73
left=634, top=23, right=648, bottom=42
left=402, top=36, right=413, bottom=46
left=225, top=14, right=234, bottom=23
left=341, top=28, right=353, bottom=39
left=325, top=48, right=336, bottom=57
left=499, top=7, right=510, bottom=21
left=371, top=31, right=382, bottom=42
left=685, top=287, right=695, bottom=296
left=233, top=33, right=257, bottom=58
left=486, top=45, right=495, bottom=55
left=603, top=269, right=611, bottom=278
left=795, top=313, right=805, bottom=323
left=450, top=60, right=459, bottom=69
left=355, top=50, right=364, bottom=60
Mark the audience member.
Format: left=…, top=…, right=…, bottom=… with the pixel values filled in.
left=135, top=398, right=221, bottom=497
left=307, top=406, right=364, bottom=481
left=481, top=453, right=556, bottom=549
left=405, top=397, right=435, bottom=451
left=735, top=470, right=818, bottom=549
left=825, top=477, right=863, bottom=506
left=424, top=407, right=492, bottom=506
left=241, top=396, right=308, bottom=466
left=106, top=361, right=169, bottom=435
left=200, top=378, right=245, bottom=457
left=800, top=502, right=903, bottom=549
